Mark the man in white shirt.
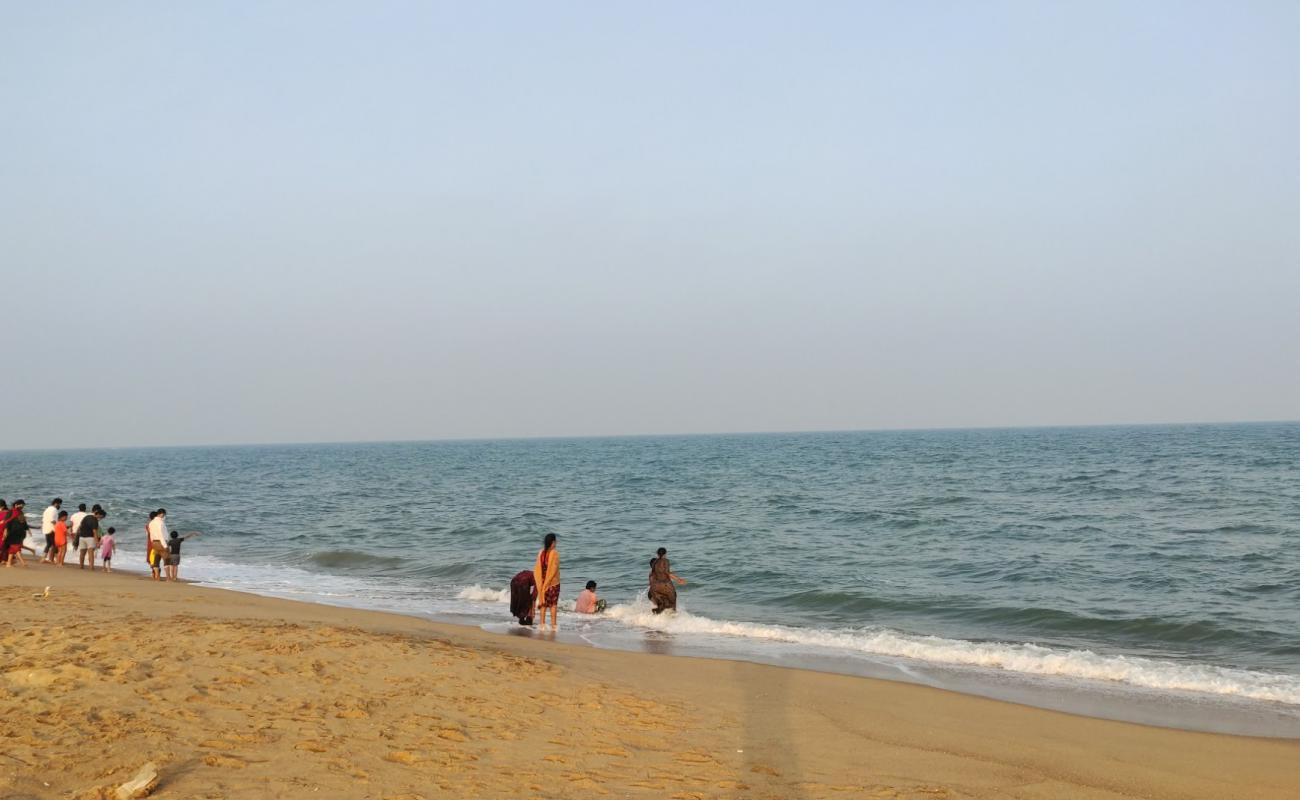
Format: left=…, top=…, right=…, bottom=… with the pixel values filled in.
left=68, top=504, right=88, bottom=551
left=40, top=498, right=62, bottom=563
left=147, top=508, right=168, bottom=580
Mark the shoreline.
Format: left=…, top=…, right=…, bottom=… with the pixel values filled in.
left=4, top=566, right=1300, bottom=799
left=75, top=552, right=1300, bottom=740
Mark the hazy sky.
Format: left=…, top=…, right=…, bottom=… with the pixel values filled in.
left=3, top=2, right=1298, bottom=449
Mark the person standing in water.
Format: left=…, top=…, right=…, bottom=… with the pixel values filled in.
left=509, top=569, right=537, bottom=626
left=533, top=533, right=560, bottom=629
left=165, top=529, right=201, bottom=581
left=146, top=509, right=168, bottom=580
left=648, top=547, right=687, bottom=614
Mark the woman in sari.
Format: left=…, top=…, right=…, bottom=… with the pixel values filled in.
left=509, top=569, right=537, bottom=625
left=533, top=533, right=560, bottom=629
left=647, top=547, right=687, bottom=614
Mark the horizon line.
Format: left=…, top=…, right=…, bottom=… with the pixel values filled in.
left=1, top=417, right=1296, bottom=455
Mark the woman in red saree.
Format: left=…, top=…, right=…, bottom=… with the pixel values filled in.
left=533, top=533, right=560, bottom=629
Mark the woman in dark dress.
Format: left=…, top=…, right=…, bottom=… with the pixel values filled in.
left=4, top=499, right=32, bottom=567
left=647, top=547, right=686, bottom=614
left=509, top=569, right=537, bottom=625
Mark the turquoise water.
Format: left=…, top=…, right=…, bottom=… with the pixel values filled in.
left=4, top=423, right=1298, bottom=731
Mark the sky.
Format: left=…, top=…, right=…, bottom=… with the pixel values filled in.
left=2, top=1, right=1298, bottom=449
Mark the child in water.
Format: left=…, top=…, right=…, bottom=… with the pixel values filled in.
left=165, top=530, right=201, bottom=581
left=574, top=580, right=606, bottom=614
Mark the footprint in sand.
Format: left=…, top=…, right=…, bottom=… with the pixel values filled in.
left=594, top=746, right=630, bottom=758
left=385, top=750, right=424, bottom=765
left=674, top=751, right=719, bottom=765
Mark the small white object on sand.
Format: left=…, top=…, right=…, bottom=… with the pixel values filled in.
left=114, top=762, right=159, bottom=800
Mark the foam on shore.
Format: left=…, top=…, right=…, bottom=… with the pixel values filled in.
left=107, top=548, right=1300, bottom=711
left=599, top=600, right=1300, bottom=705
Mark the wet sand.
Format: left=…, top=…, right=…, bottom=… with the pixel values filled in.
left=2, top=566, right=1297, bottom=799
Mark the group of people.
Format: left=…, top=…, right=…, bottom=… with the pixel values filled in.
left=1, top=498, right=111, bottom=569
left=1, top=497, right=200, bottom=581
left=508, top=534, right=688, bottom=629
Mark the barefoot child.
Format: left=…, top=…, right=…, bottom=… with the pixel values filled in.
left=52, top=511, right=69, bottom=566
left=100, top=527, right=116, bottom=572
left=165, top=530, right=201, bottom=581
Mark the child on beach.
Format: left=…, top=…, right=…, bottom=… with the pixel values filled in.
left=100, top=527, right=115, bottom=572
left=52, top=511, right=69, bottom=566
left=574, top=580, right=606, bottom=614
left=165, top=530, right=200, bottom=581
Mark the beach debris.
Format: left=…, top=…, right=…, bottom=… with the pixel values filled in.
left=114, top=762, right=159, bottom=800
left=31, top=586, right=50, bottom=599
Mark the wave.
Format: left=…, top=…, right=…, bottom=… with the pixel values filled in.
left=602, top=602, right=1300, bottom=705
left=903, top=494, right=972, bottom=507
left=305, top=550, right=408, bottom=570
left=1181, top=523, right=1281, bottom=537
left=456, top=585, right=509, bottom=603
left=1060, top=469, right=1122, bottom=482
left=959, top=605, right=1257, bottom=645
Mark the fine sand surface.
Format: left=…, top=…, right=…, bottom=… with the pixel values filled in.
left=1, top=567, right=1297, bottom=800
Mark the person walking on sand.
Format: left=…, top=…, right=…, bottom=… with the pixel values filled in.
left=4, top=500, right=35, bottom=567
left=533, top=533, right=561, bottom=629
left=147, top=509, right=168, bottom=580
left=40, top=498, right=62, bottom=563
left=648, top=547, right=687, bottom=614
left=0, top=501, right=14, bottom=544
left=76, top=508, right=106, bottom=570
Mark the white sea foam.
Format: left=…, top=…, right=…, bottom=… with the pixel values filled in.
left=456, top=585, right=510, bottom=603
left=103, top=547, right=1300, bottom=709
left=603, top=601, right=1300, bottom=705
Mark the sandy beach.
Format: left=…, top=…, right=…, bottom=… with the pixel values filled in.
left=1, top=567, right=1296, bottom=800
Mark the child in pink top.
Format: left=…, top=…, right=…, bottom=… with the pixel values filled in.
left=100, top=528, right=116, bottom=572
left=574, top=580, right=603, bottom=614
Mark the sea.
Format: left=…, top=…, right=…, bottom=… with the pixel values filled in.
left=4, top=423, right=1298, bottom=737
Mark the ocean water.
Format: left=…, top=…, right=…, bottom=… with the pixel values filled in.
left=4, top=423, right=1299, bottom=735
